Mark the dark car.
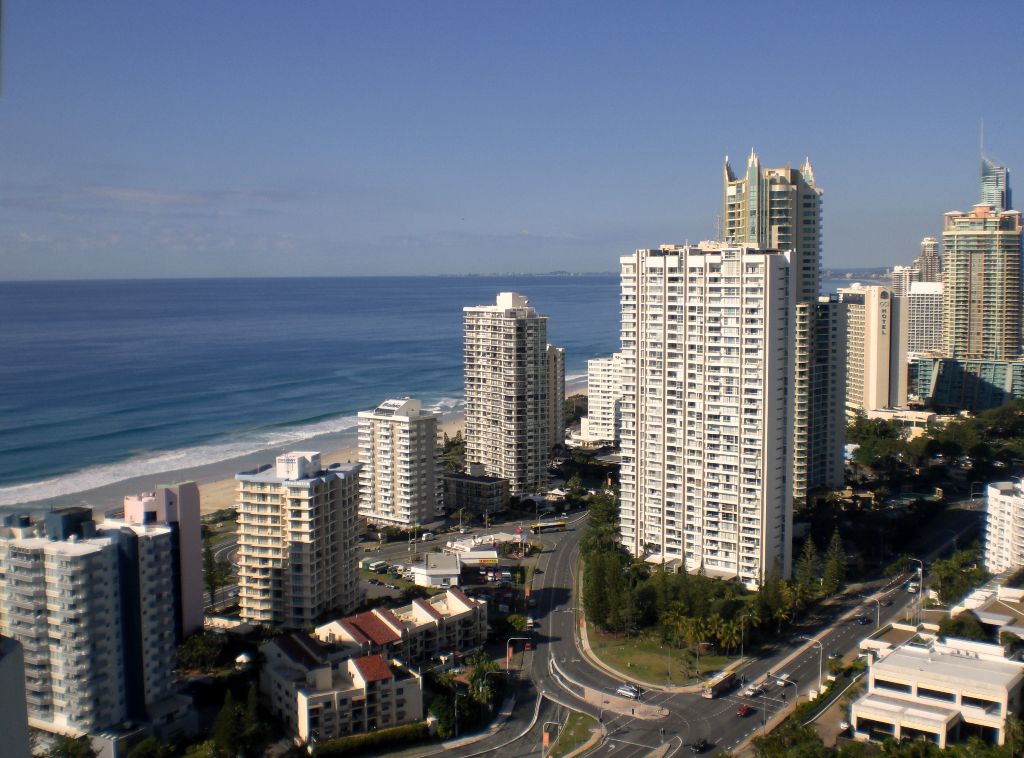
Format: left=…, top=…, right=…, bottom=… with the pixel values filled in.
left=691, top=738, right=709, bottom=753
left=736, top=704, right=753, bottom=717
left=857, top=616, right=872, bottom=626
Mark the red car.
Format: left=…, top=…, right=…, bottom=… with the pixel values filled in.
left=736, top=705, right=753, bottom=717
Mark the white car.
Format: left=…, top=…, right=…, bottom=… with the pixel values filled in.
left=775, top=673, right=791, bottom=686
left=616, top=684, right=641, bottom=700
left=743, top=684, right=763, bottom=697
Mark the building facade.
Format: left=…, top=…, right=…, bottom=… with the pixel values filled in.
left=907, top=281, right=945, bottom=355
left=0, top=636, right=31, bottom=758
left=236, top=453, right=361, bottom=628
left=838, top=284, right=907, bottom=414
left=981, top=155, right=1011, bottom=212
left=357, top=398, right=441, bottom=528
left=441, top=467, right=510, bottom=521
left=915, top=356, right=1024, bottom=412
left=985, top=481, right=1024, bottom=575
left=463, top=292, right=554, bottom=495
left=890, top=265, right=921, bottom=298
left=723, top=150, right=835, bottom=504
left=578, top=353, right=624, bottom=444
left=806, top=296, right=848, bottom=491
left=851, top=637, right=1024, bottom=748
left=619, top=243, right=794, bottom=586
left=547, top=345, right=566, bottom=449
left=942, top=204, right=1022, bottom=362
left=914, top=237, right=942, bottom=282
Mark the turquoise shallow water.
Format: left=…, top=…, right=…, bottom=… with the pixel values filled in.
left=0, top=275, right=620, bottom=502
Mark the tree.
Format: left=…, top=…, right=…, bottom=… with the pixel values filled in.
left=212, top=691, right=241, bottom=758
left=177, top=632, right=226, bottom=672
left=203, top=542, right=232, bottom=607
left=795, top=538, right=820, bottom=597
left=821, top=529, right=845, bottom=596
left=239, top=684, right=269, bottom=757
left=127, top=737, right=171, bottom=758
left=47, top=737, right=98, bottom=758
left=939, top=611, right=989, bottom=643
left=429, top=695, right=456, bottom=739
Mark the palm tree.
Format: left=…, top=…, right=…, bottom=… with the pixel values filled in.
left=719, top=619, right=742, bottom=656
left=660, top=601, right=688, bottom=649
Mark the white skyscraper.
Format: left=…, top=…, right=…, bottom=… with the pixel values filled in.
left=619, top=243, right=795, bottom=587
left=358, top=398, right=441, bottom=528
left=236, top=453, right=361, bottom=628
left=463, top=292, right=555, bottom=495
left=985, top=480, right=1024, bottom=574
left=838, top=284, right=908, bottom=414
left=906, top=281, right=944, bottom=355
left=890, top=265, right=921, bottom=298
left=579, top=352, right=624, bottom=444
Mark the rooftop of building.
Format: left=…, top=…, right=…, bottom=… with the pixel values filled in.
left=4, top=535, right=112, bottom=555
left=275, top=632, right=330, bottom=669
left=360, top=397, right=436, bottom=420
left=346, top=610, right=402, bottom=646
left=352, top=654, right=394, bottom=683
left=419, top=553, right=461, bottom=574
left=236, top=460, right=362, bottom=484
left=854, top=692, right=959, bottom=729
left=442, top=470, right=508, bottom=484
left=875, top=643, right=1024, bottom=692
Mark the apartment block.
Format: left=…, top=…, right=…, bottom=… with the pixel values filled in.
left=838, top=284, right=907, bottom=414
left=358, top=398, right=441, bottom=528
left=547, top=344, right=566, bottom=449
left=806, top=297, right=847, bottom=491
left=261, top=634, right=423, bottom=746
left=463, top=292, right=554, bottom=495
left=236, top=453, right=361, bottom=629
left=619, top=243, right=794, bottom=587
left=915, top=356, right=1024, bottom=413
left=890, top=265, right=920, bottom=298
left=723, top=150, right=836, bottom=504
left=442, top=466, right=510, bottom=521
left=914, top=237, right=942, bottom=282
left=985, top=481, right=1024, bottom=574
left=0, top=636, right=33, bottom=758
left=851, top=637, right=1024, bottom=748
left=0, top=510, right=124, bottom=735
left=313, top=587, right=488, bottom=664
left=942, top=204, right=1022, bottom=361
left=907, top=281, right=945, bottom=356
left=121, top=482, right=204, bottom=637
left=578, top=352, right=624, bottom=445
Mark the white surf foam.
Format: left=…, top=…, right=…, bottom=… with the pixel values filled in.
left=0, top=413, right=361, bottom=507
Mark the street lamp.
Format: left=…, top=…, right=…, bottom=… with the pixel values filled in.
left=798, top=636, right=824, bottom=695
left=506, top=636, right=531, bottom=672
left=739, top=613, right=754, bottom=659
left=695, top=641, right=712, bottom=680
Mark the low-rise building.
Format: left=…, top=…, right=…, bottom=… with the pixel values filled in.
left=314, top=587, right=487, bottom=665
left=409, top=553, right=462, bottom=588
left=261, top=633, right=422, bottom=746
left=442, top=465, right=510, bottom=522
left=851, top=636, right=1024, bottom=748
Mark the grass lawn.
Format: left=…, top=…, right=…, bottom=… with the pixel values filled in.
left=587, top=623, right=737, bottom=686
left=547, top=711, right=599, bottom=758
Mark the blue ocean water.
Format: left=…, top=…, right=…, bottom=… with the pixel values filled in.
left=0, top=276, right=621, bottom=503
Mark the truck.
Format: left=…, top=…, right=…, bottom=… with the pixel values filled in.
left=701, top=670, right=736, bottom=699
left=368, top=560, right=388, bottom=574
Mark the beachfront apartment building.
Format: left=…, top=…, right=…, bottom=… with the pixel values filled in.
left=838, top=284, right=908, bottom=415
left=851, top=637, right=1024, bottom=748
left=985, top=480, right=1024, bottom=575
left=547, top=344, right=566, bottom=449
left=121, top=482, right=204, bottom=637
left=618, top=243, right=795, bottom=587
left=357, top=398, right=442, bottom=528
left=890, top=265, right=920, bottom=298
left=578, top=352, right=624, bottom=445
left=442, top=466, right=510, bottom=522
left=463, top=292, right=556, bottom=495
left=0, top=636, right=31, bottom=758
left=261, top=634, right=423, bottom=746
left=236, top=453, right=361, bottom=629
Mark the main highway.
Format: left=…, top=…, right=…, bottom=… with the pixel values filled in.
left=448, top=503, right=980, bottom=757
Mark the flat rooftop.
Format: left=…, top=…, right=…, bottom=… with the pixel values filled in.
left=876, top=645, right=1024, bottom=693
left=236, top=461, right=361, bottom=483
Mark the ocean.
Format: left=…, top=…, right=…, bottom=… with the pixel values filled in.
left=0, top=276, right=621, bottom=506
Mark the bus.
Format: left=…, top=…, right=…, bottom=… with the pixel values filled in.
left=701, top=670, right=736, bottom=699
left=530, top=519, right=568, bottom=534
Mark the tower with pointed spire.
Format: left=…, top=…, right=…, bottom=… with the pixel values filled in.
left=723, top=150, right=845, bottom=502
left=981, top=155, right=1011, bottom=212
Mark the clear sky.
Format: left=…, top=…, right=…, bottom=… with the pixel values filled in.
left=2, top=1, right=1022, bottom=279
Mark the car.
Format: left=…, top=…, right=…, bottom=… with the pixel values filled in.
left=839, top=720, right=851, bottom=732
left=857, top=615, right=872, bottom=626
left=881, top=598, right=893, bottom=607
left=743, top=684, right=763, bottom=697
left=385, top=583, right=399, bottom=590
left=690, top=738, right=709, bottom=753
left=827, top=650, right=841, bottom=660
left=775, top=673, right=791, bottom=686
left=615, top=683, right=641, bottom=700
left=907, top=582, right=920, bottom=594
left=736, top=704, right=753, bottom=717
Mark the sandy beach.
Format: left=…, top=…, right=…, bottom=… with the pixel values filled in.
left=4, top=378, right=588, bottom=519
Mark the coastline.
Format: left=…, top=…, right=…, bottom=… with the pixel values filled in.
left=4, top=376, right=589, bottom=518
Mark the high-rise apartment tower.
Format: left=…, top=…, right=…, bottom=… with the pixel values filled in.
left=463, top=292, right=556, bottom=495
left=619, top=243, right=795, bottom=587
left=236, top=453, right=361, bottom=628
left=913, top=237, right=942, bottom=282
left=838, top=284, right=908, bottom=414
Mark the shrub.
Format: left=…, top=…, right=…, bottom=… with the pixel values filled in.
left=314, top=723, right=431, bottom=757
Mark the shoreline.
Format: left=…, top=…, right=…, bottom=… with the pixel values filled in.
left=4, top=377, right=589, bottom=518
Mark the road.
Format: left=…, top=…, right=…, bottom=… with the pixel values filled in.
left=446, top=502, right=981, bottom=757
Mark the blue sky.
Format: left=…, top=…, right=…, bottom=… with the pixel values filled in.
left=1, top=1, right=1022, bottom=279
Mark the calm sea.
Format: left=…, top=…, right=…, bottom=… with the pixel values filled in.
left=0, top=276, right=620, bottom=503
